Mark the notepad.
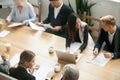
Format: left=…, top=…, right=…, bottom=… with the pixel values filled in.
left=8, top=22, right=22, bottom=27
left=29, top=22, right=45, bottom=31
left=0, top=30, right=10, bottom=37
left=86, top=53, right=111, bottom=66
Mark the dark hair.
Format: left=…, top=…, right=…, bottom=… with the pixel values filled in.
left=18, top=50, right=35, bottom=66
left=67, top=13, right=80, bottom=42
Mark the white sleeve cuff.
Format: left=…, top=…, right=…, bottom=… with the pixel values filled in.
left=45, top=77, right=51, bottom=80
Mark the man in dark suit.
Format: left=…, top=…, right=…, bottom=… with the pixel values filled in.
left=93, top=15, right=120, bottom=59
left=0, top=53, right=10, bottom=74
left=37, top=0, right=73, bottom=37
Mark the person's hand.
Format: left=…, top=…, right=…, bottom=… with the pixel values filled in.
left=33, top=64, right=40, bottom=70
left=52, top=26, right=61, bottom=31
left=104, top=52, right=113, bottom=58
left=1, top=53, right=9, bottom=61
left=35, top=22, right=42, bottom=26
left=93, top=48, right=99, bottom=57
left=74, top=49, right=81, bottom=58
left=22, top=21, right=26, bottom=25
left=28, top=64, right=40, bottom=74
left=6, top=20, right=11, bottom=25
left=66, top=47, right=70, bottom=53
left=47, top=71, right=56, bottom=79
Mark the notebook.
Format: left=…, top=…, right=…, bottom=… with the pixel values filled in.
left=55, top=50, right=82, bottom=63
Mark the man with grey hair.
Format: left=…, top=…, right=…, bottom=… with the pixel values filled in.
left=45, top=64, right=79, bottom=80
left=62, top=64, right=79, bottom=80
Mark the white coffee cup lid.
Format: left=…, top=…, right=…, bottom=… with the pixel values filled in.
left=5, top=43, right=11, bottom=47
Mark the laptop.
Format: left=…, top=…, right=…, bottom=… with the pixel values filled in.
left=55, top=50, right=82, bottom=63
left=0, top=72, right=17, bottom=80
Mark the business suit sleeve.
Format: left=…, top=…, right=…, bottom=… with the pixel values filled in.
left=94, top=29, right=105, bottom=51
left=66, top=32, right=71, bottom=48
left=79, top=25, right=88, bottom=52
left=60, top=8, right=73, bottom=32
left=43, top=5, right=51, bottom=24
left=0, top=60, right=10, bottom=74
left=112, top=27, right=120, bottom=59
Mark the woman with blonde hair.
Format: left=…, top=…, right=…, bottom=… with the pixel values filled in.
left=6, top=0, right=36, bottom=25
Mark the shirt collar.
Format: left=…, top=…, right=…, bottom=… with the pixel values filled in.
left=54, top=2, right=63, bottom=10
left=108, top=25, right=117, bottom=36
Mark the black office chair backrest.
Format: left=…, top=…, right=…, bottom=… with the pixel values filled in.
left=0, top=72, right=18, bottom=80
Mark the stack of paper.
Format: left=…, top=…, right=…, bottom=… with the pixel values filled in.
left=86, top=53, right=111, bottom=66
left=29, top=22, right=45, bottom=31
left=0, top=30, right=10, bottom=38
left=8, top=22, right=22, bottom=27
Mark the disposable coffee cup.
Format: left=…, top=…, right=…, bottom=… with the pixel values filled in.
left=49, top=47, right=54, bottom=54
left=54, top=64, right=61, bottom=73
left=5, top=43, right=11, bottom=52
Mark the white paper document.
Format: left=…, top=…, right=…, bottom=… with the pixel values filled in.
left=0, top=21, right=3, bottom=24
left=41, top=23, right=53, bottom=29
left=33, top=65, right=53, bottom=80
left=70, top=42, right=81, bottom=54
left=0, top=30, right=10, bottom=37
left=8, top=22, right=22, bottom=27
left=86, top=55, right=95, bottom=63
left=29, top=22, right=45, bottom=31
left=86, top=53, right=111, bottom=66
left=0, top=56, right=3, bottom=64
left=10, top=53, right=20, bottom=67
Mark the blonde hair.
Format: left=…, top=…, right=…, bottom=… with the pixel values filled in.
left=13, top=0, right=27, bottom=5
left=100, top=15, right=116, bottom=26
left=62, top=64, right=79, bottom=80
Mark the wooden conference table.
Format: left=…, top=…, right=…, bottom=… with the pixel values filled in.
left=0, top=19, right=120, bottom=80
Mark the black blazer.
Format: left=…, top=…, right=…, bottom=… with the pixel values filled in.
left=94, top=26, right=120, bottom=59
left=9, top=66, right=35, bottom=80
left=0, top=60, right=10, bottom=74
left=66, top=22, right=88, bottom=52
left=43, top=3, right=73, bottom=37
